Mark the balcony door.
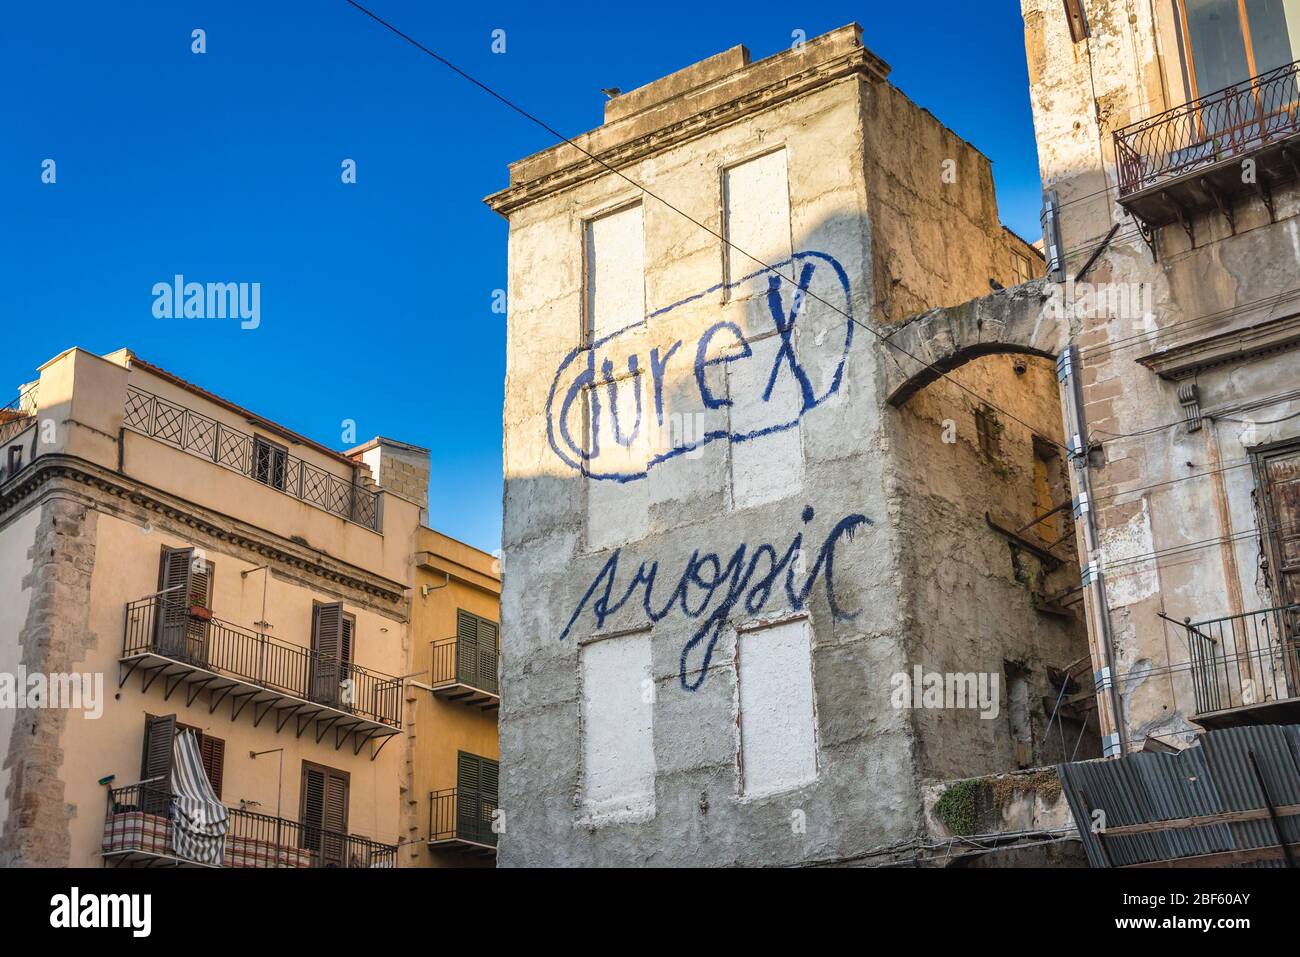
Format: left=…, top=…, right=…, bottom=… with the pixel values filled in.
left=1256, top=441, right=1300, bottom=689
left=299, top=762, right=349, bottom=866
left=1176, top=0, right=1300, bottom=143
left=310, top=601, right=354, bottom=709
left=156, top=546, right=212, bottom=666
left=456, top=751, right=499, bottom=845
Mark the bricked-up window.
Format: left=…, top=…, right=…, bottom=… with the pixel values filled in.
left=1063, top=0, right=1090, bottom=43
left=584, top=202, right=645, bottom=344
left=975, top=404, right=1003, bottom=461
left=722, top=148, right=793, bottom=295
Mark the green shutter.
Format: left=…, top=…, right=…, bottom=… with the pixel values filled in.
left=456, top=610, right=479, bottom=688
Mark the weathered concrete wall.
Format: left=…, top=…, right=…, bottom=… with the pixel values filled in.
left=1022, top=0, right=1300, bottom=747
left=491, top=24, right=1081, bottom=866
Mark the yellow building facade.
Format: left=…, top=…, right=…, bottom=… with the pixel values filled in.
left=0, top=349, right=501, bottom=868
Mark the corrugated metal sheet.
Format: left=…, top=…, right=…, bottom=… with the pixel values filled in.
left=1058, top=725, right=1300, bottom=867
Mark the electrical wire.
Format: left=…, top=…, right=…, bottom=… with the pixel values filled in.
left=341, top=0, right=1079, bottom=456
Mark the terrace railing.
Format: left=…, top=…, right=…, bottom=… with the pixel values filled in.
left=1115, top=58, right=1300, bottom=196
left=104, top=782, right=396, bottom=867
left=124, top=595, right=403, bottom=729
left=1185, top=604, right=1300, bottom=716
left=0, top=383, right=38, bottom=447
left=428, top=788, right=499, bottom=848
left=122, top=386, right=381, bottom=531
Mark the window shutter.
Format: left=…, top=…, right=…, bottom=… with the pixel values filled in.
left=140, top=714, right=177, bottom=815
left=300, top=764, right=349, bottom=864
left=477, top=618, right=499, bottom=693
left=199, top=734, right=225, bottom=799
left=456, top=609, right=479, bottom=688
left=312, top=602, right=344, bottom=705
left=1063, top=0, right=1090, bottom=43
left=157, top=548, right=194, bottom=657
left=457, top=751, right=481, bottom=841
left=481, top=756, right=499, bottom=810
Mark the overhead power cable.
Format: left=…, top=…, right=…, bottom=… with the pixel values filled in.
left=342, top=0, right=1077, bottom=455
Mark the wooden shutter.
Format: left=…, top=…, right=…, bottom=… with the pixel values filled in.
left=300, top=764, right=349, bottom=864
left=156, top=548, right=194, bottom=657
left=457, top=751, right=481, bottom=841
left=1063, top=0, right=1090, bottom=42
left=456, top=609, right=479, bottom=688
left=199, top=734, right=225, bottom=799
left=477, top=617, right=499, bottom=693
left=140, top=714, right=177, bottom=815
left=480, top=756, right=500, bottom=839
left=312, top=602, right=344, bottom=705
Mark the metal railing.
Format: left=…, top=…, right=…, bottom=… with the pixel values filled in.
left=429, top=636, right=499, bottom=695
left=1185, top=604, right=1300, bottom=716
left=428, top=788, right=498, bottom=847
left=1115, top=58, right=1300, bottom=196
left=122, top=386, right=381, bottom=531
left=104, top=782, right=396, bottom=867
left=124, top=596, right=403, bottom=729
left=0, top=384, right=38, bottom=447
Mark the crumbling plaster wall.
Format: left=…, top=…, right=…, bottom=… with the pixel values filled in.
left=497, top=27, right=1069, bottom=866
left=892, top=354, right=1097, bottom=778
left=1023, top=0, right=1300, bottom=744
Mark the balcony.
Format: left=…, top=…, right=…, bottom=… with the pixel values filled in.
left=429, top=636, right=499, bottom=710
left=120, top=596, right=403, bottom=757
left=122, top=386, right=381, bottom=531
left=427, top=788, right=498, bottom=856
left=103, top=782, right=396, bottom=868
left=1114, top=59, right=1300, bottom=235
left=1184, top=604, right=1300, bottom=729
left=0, top=384, right=38, bottom=448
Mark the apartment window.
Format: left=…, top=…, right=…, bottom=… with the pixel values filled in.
left=584, top=203, right=645, bottom=343
left=722, top=149, right=793, bottom=294
left=310, top=601, right=355, bottom=708
left=1175, top=0, right=1300, bottom=99
left=455, top=751, right=500, bottom=844
left=140, top=714, right=225, bottom=798
left=455, top=609, right=499, bottom=693
left=253, top=435, right=287, bottom=491
left=300, top=762, right=349, bottom=864
left=157, top=546, right=213, bottom=663
left=1255, top=441, right=1300, bottom=610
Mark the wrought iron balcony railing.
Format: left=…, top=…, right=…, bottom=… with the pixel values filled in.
left=104, top=782, right=396, bottom=867
left=124, top=595, right=403, bottom=731
left=123, top=386, right=381, bottom=531
left=428, top=788, right=498, bottom=849
left=0, top=383, right=38, bottom=447
left=1184, top=604, right=1300, bottom=724
left=1115, top=59, right=1300, bottom=197
left=429, top=635, right=499, bottom=701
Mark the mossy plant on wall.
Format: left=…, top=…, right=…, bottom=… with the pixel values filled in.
left=934, top=779, right=980, bottom=835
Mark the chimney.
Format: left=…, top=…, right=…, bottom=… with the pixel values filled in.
left=347, top=437, right=430, bottom=525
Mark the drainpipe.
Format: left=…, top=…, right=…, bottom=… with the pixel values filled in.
left=1058, top=345, right=1129, bottom=757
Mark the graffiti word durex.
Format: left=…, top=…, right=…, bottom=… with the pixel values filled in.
left=560, top=507, right=870, bottom=690
left=547, top=251, right=854, bottom=482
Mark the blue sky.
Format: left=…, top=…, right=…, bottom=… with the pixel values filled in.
left=1, top=1, right=1041, bottom=553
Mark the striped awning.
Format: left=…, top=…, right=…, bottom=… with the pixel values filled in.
left=170, top=730, right=229, bottom=865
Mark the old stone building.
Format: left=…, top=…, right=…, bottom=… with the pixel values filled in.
left=488, top=25, right=1097, bottom=867
left=1017, top=0, right=1300, bottom=753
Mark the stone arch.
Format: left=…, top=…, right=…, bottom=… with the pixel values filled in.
left=883, top=279, right=1068, bottom=407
